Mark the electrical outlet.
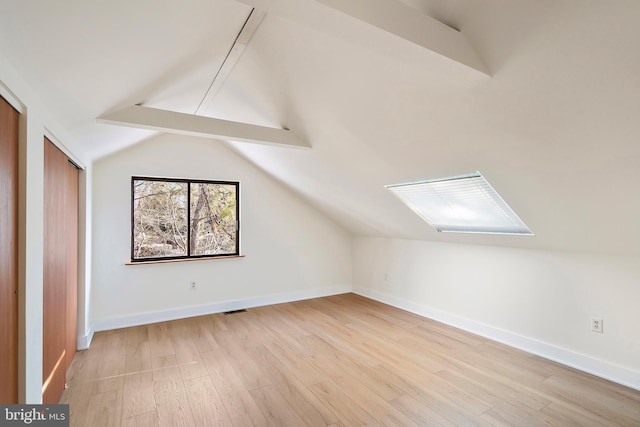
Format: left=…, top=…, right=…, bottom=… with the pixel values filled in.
left=591, top=318, right=603, bottom=333
left=384, top=273, right=390, bottom=282
left=190, top=281, right=197, bottom=290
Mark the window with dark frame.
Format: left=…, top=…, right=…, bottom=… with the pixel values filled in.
left=131, top=177, right=239, bottom=262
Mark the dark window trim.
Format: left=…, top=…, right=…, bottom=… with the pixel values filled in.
left=131, top=176, right=240, bottom=263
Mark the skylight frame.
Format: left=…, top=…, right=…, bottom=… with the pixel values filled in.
left=385, top=171, right=534, bottom=236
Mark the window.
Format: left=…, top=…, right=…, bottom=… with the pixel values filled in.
left=131, top=177, right=239, bottom=262
left=385, top=171, right=533, bottom=235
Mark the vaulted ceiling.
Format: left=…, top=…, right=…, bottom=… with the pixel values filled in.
left=1, top=0, right=639, bottom=255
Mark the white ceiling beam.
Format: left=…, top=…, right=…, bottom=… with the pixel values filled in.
left=236, top=0, right=488, bottom=76
left=195, top=8, right=266, bottom=114
left=98, top=105, right=310, bottom=149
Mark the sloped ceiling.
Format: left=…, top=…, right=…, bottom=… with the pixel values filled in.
left=1, top=0, right=639, bottom=255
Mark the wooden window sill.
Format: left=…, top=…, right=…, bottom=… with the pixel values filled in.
left=125, top=255, right=245, bottom=265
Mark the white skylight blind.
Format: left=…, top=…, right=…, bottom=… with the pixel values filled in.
left=386, top=172, right=533, bottom=235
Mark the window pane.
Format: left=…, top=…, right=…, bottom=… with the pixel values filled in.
left=133, top=180, right=188, bottom=259
left=190, top=182, right=237, bottom=256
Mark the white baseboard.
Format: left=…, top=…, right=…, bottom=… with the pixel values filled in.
left=353, top=287, right=640, bottom=392
left=77, top=324, right=95, bottom=350
left=92, top=285, right=351, bottom=334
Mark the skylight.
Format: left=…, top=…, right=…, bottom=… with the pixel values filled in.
left=385, top=172, right=533, bottom=235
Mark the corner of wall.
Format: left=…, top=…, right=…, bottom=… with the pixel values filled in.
left=77, top=323, right=95, bottom=351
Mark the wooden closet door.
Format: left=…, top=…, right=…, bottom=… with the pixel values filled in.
left=43, top=138, right=78, bottom=404
left=0, top=96, right=19, bottom=403
left=64, top=153, right=78, bottom=376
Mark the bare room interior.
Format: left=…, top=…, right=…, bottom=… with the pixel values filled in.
left=1, top=0, right=640, bottom=425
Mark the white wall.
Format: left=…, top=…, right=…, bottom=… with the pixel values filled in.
left=91, top=134, right=352, bottom=331
left=353, top=236, right=640, bottom=390
left=1, top=55, right=91, bottom=403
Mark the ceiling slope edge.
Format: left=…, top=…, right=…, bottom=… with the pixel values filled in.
left=236, top=0, right=488, bottom=76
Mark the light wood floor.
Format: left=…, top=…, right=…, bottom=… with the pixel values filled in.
left=61, top=293, right=640, bottom=426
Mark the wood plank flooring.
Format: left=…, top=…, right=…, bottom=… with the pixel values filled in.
left=61, top=293, right=640, bottom=426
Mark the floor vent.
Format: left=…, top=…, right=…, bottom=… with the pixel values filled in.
left=223, top=309, right=247, bottom=315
